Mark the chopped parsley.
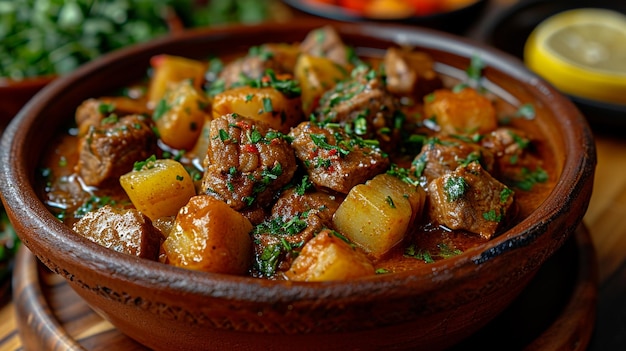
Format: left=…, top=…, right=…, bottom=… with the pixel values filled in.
left=466, top=54, right=485, bottom=83
left=98, top=102, right=115, bottom=115
left=457, top=151, right=482, bottom=167
left=252, top=211, right=309, bottom=237
left=74, top=195, right=116, bottom=218
left=207, top=78, right=226, bottom=97
left=256, top=244, right=282, bottom=277
left=248, top=45, right=274, bottom=61
left=515, top=103, right=536, bottom=120
left=263, top=97, right=274, bottom=112
left=509, top=167, right=548, bottom=191
left=500, top=187, right=514, bottom=203
left=437, top=243, right=463, bottom=259
left=294, top=175, right=313, bottom=196
left=245, top=163, right=284, bottom=206
left=133, top=155, right=157, bottom=171
left=387, top=164, right=420, bottom=187
left=152, top=99, right=170, bottom=121
left=483, top=209, right=503, bottom=223
left=405, top=243, right=463, bottom=262
left=218, top=129, right=231, bottom=142
left=404, top=244, right=434, bottom=263
left=444, top=176, right=469, bottom=202
left=385, top=196, right=396, bottom=208
left=101, top=114, right=119, bottom=125
left=235, top=69, right=301, bottom=98
left=310, top=134, right=350, bottom=157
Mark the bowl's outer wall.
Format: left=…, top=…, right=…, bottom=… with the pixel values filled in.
left=0, top=21, right=596, bottom=350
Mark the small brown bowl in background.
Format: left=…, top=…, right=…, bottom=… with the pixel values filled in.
left=0, top=76, right=55, bottom=131
left=0, top=21, right=596, bottom=350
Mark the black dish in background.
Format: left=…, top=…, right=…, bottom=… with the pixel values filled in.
left=282, top=0, right=487, bottom=34
left=478, top=0, right=626, bottom=131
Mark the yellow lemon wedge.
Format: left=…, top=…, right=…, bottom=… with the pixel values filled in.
left=524, top=8, right=626, bottom=105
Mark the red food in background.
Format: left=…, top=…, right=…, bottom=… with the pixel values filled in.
left=306, top=0, right=476, bottom=17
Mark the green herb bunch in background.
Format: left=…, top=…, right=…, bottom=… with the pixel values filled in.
left=0, top=0, right=272, bottom=80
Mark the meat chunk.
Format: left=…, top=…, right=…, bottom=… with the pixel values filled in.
left=217, top=45, right=291, bottom=89
left=201, top=113, right=297, bottom=210
left=289, top=121, right=389, bottom=194
left=424, top=87, right=497, bottom=135
left=75, top=97, right=150, bottom=136
left=300, top=26, right=349, bottom=66
left=75, top=114, right=158, bottom=187
left=427, top=162, right=515, bottom=239
left=481, top=127, right=539, bottom=176
left=313, top=65, right=398, bottom=150
left=383, top=47, right=443, bottom=99
left=252, top=186, right=342, bottom=278
left=411, top=136, right=495, bottom=187
left=73, top=205, right=161, bottom=260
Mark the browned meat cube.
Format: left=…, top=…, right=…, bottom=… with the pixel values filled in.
left=410, top=135, right=495, bottom=187
left=313, top=65, right=398, bottom=150
left=424, top=87, right=498, bottom=135
left=481, top=127, right=542, bottom=177
left=75, top=97, right=150, bottom=137
left=289, top=121, right=389, bottom=194
left=73, top=205, right=161, bottom=260
left=201, top=113, right=297, bottom=210
left=217, top=44, right=292, bottom=89
left=75, top=114, right=158, bottom=187
left=300, top=26, right=349, bottom=66
left=383, top=47, right=443, bottom=99
left=252, top=186, right=343, bottom=277
left=427, top=162, right=515, bottom=239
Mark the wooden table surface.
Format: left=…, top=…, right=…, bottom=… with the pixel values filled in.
left=1, top=0, right=625, bottom=350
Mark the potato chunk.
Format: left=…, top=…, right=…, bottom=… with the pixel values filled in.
left=333, top=173, right=426, bottom=258
left=295, top=54, right=348, bottom=114
left=153, top=80, right=209, bottom=150
left=120, top=158, right=196, bottom=221
left=147, top=55, right=207, bottom=108
left=285, top=229, right=375, bottom=281
left=212, top=85, right=304, bottom=133
left=163, top=195, right=253, bottom=275
left=424, top=87, right=497, bottom=135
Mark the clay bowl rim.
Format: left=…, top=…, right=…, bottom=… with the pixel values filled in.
left=0, top=20, right=595, bottom=301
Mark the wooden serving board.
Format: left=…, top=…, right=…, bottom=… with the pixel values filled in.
left=12, top=226, right=597, bottom=351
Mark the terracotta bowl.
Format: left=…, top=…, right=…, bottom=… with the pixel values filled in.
left=0, top=21, right=596, bottom=350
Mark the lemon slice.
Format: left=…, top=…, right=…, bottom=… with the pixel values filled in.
left=524, top=8, right=626, bottom=105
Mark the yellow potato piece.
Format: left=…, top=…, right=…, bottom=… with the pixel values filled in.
left=212, top=86, right=303, bottom=133
left=294, top=54, right=347, bottom=114
left=153, top=80, right=209, bottom=150
left=163, top=195, right=253, bottom=275
left=286, top=230, right=375, bottom=281
left=424, top=87, right=497, bottom=135
left=120, top=159, right=196, bottom=221
left=147, top=55, right=207, bottom=109
left=332, top=174, right=425, bottom=258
